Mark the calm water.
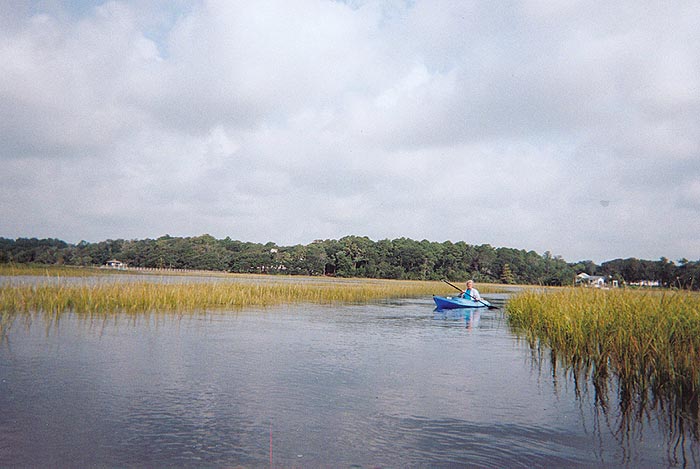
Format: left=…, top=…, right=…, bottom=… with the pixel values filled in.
left=1, top=295, right=697, bottom=467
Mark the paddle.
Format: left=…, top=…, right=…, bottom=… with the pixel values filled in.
left=442, top=279, right=499, bottom=309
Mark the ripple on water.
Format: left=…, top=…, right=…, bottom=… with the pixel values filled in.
left=0, top=299, right=694, bottom=467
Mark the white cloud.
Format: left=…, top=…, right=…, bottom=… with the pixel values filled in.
left=1, top=0, right=699, bottom=263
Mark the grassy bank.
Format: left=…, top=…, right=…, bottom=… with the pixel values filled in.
left=0, top=263, right=110, bottom=277
left=507, top=287, right=700, bottom=398
left=0, top=269, right=504, bottom=314
left=0, top=263, right=233, bottom=277
left=0, top=279, right=441, bottom=315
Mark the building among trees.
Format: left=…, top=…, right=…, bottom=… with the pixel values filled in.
left=105, top=259, right=126, bottom=270
left=576, top=273, right=607, bottom=287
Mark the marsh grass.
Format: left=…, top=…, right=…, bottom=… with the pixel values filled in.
left=0, top=270, right=501, bottom=340
left=0, top=263, right=239, bottom=277
left=0, top=263, right=141, bottom=277
left=508, top=288, right=700, bottom=387
left=507, top=287, right=700, bottom=445
left=0, top=277, right=452, bottom=316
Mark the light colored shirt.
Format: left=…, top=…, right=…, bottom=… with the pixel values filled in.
left=464, top=288, right=481, bottom=301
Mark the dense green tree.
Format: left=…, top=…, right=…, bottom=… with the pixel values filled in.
left=2, top=235, right=699, bottom=289
left=656, top=257, right=676, bottom=287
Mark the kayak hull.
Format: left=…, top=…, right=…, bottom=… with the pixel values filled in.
left=433, top=295, right=490, bottom=310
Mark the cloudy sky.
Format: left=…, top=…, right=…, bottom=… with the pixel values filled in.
left=1, top=0, right=698, bottom=263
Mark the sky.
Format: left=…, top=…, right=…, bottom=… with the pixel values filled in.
left=1, top=0, right=699, bottom=264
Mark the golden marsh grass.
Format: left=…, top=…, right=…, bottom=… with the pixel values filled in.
left=0, top=263, right=104, bottom=277
left=0, top=265, right=502, bottom=314
left=507, top=287, right=700, bottom=398
left=0, top=277, right=466, bottom=315
left=0, top=270, right=501, bottom=339
left=0, top=282, right=430, bottom=313
left=0, top=263, right=232, bottom=277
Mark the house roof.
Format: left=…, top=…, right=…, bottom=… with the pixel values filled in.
left=576, top=273, right=606, bottom=282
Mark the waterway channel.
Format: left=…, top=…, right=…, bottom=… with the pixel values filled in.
left=0, top=284, right=697, bottom=467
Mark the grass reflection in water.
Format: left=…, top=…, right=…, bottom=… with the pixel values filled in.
left=507, top=287, right=700, bottom=464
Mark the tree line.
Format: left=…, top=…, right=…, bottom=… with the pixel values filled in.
left=1, top=235, right=698, bottom=288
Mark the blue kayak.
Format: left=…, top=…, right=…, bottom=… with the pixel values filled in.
left=433, top=295, right=491, bottom=310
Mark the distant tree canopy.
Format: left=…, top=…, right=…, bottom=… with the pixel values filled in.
left=1, top=235, right=698, bottom=288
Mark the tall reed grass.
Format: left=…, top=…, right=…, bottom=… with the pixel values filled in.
left=0, top=263, right=99, bottom=277
left=507, top=287, right=700, bottom=411
left=0, top=271, right=501, bottom=340
left=0, top=278, right=447, bottom=316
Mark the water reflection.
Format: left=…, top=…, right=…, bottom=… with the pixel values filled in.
left=1, top=298, right=696, bottom=467
left=526, top=343, right=700, bottom=467
left=433, top=309, right=481, bottom=330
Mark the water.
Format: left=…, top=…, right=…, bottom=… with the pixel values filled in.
left=0, top=296, right=697, bottom=467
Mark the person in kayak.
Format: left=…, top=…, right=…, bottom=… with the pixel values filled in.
left=462, top=280, right=482, bottom=301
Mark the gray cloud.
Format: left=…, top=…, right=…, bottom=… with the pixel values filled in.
left=1, top=0, right=699, bottom=263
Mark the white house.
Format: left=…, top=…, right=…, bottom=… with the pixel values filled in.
left=576, top=273, right=606, bottom=288
left=105, top=259, right=127, bottom=270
